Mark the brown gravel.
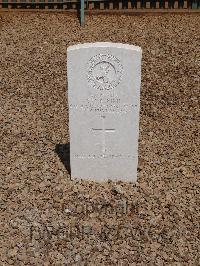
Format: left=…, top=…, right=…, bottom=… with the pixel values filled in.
left=0, top=12, right=200, bottom=265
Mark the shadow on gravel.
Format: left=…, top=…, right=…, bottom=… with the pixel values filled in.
left=76, top=2, right=81, bottom=26
left=55, top=143, right=71, bottom=175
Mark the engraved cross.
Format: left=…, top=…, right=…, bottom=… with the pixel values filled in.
left=92, top=115, right=115, bottom=154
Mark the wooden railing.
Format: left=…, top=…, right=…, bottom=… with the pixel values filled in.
left=0, top=0, right=199, bottom=27
left=0, top=0, right=199, bottom=9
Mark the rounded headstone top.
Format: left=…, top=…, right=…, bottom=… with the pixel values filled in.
left=67, top=42, right=142, bottom=53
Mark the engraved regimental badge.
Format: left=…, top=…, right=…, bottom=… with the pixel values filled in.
left=87, top=54, right=123, bottom=90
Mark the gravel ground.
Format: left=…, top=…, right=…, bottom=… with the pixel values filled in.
left=0, top=12, right=199, bottom=265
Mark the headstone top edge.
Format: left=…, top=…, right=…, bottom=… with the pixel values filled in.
left=67, top=42, right=142, bottom=53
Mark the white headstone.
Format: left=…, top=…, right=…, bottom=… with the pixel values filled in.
left=67, top=42, right=142, bottom=182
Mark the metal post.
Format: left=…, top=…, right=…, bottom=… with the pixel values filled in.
left=81, top=0, right=85, bottom=26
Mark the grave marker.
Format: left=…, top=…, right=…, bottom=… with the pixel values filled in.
left=67, top=42, right=142, bottom=182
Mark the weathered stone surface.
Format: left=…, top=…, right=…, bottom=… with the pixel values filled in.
left=67, top=42, right=142, bottom=181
